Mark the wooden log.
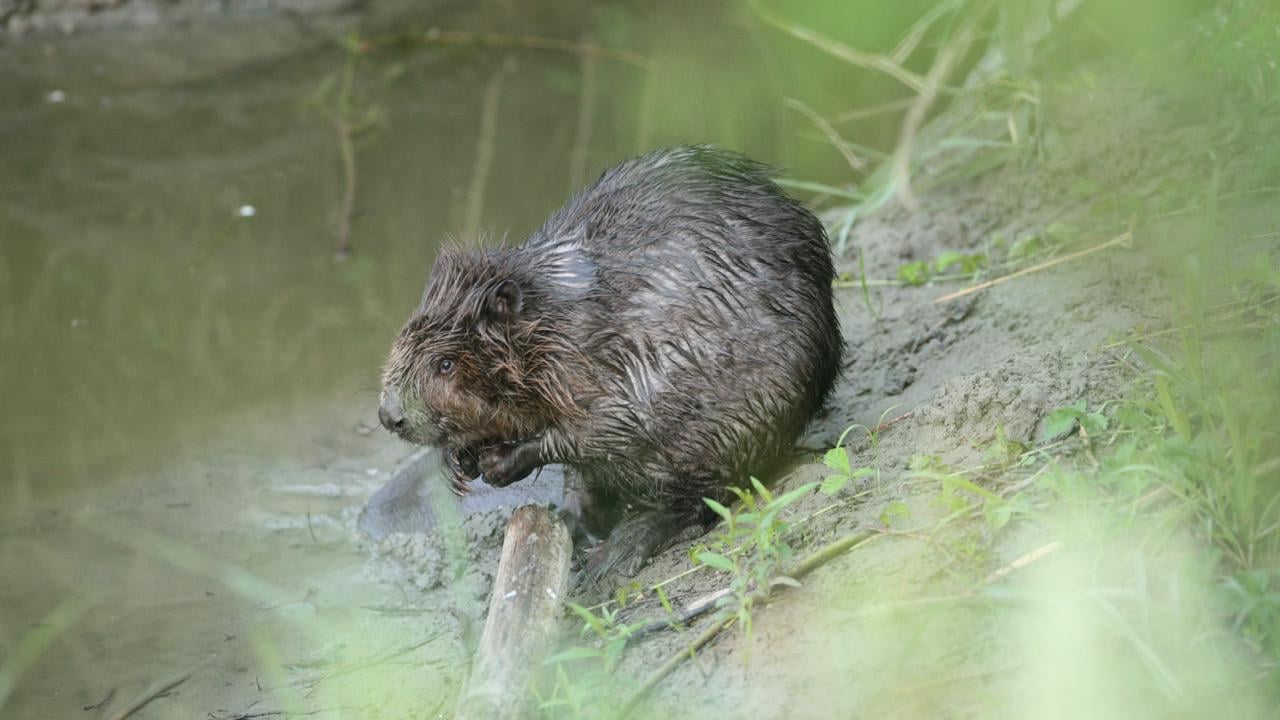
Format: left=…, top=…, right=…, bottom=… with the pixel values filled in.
left=455, top=504, right=573, bottom=720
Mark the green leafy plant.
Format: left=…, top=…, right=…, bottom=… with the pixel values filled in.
left=820, top=425, right=877, bottom=495
left=878, top=501, right=912, bottom=528
left=1041, top=399, right=1109, bottom=442
left=695, top=478, right=816, bottom=640
left=897, top=260, right=932, bottom=286
left=934, top=250, right=987, bottom=276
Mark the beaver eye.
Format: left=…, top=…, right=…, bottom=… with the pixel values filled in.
left=437, top=358, right=455, bottom=375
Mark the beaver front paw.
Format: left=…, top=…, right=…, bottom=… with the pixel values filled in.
left=443, top=446, right=480, bottom=497
left=477, top=439, right=542, bottom=488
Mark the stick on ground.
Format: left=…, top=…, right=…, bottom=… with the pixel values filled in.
left=455, top=505, right=573, bottom=720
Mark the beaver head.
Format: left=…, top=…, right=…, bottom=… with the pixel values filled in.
left=378, top=247, right=585, bottom=453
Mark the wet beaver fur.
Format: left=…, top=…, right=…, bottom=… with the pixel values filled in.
left=379, top=145, right=841, bottom=583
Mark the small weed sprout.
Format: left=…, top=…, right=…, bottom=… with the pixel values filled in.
left=982, top=425, right=1030, bottom=471
left=934, top=250, right=987, bottom=277
left=878, top=500, right=912, bottom=528
left=820, top=424, right=876, bottom=495
left=897, top=259, right=932, bottom=286
left=851, top=405, right=901, bottom=453
left=1041, top=399, right=1109, bottom=442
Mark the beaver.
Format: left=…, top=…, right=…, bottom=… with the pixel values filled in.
left=378, top=145, right=841, bottom=583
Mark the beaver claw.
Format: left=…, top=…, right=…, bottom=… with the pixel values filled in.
left=443, top=446, right=480, bottom=497
left=477, top=439, right=542, bottom=488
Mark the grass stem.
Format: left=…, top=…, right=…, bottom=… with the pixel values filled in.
left=933, top=230, right=1133, bottom=304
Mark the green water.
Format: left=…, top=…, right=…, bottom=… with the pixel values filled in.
left=0, top=39, right=604, bottom=507
left=0, top=3, right=923, bottom=508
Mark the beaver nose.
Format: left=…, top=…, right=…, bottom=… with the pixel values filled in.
left=378, top=389, right=406, bottom=433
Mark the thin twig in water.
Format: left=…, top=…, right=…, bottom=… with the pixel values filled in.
left=369, top=28, right=653, bottom=70
left=333, top=33, right=360, bottom=261
left=334, top=117, right=357, bottom=260
left=360, top=604, right=431, bottom=615
left=211, top=708, right=361, bottom=720
left=295, top=635, right=439, bottom=692
left=463, top=56, right=515, bottom=240
left=568, top=37, right=598, bottom=192
left=106, top=659, right=209, bottom=720
left=82, top=687, right=116, bottom=711
left=933, top=230, right=1133, bottom=304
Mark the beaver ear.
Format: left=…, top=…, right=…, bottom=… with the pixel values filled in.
left=482, top=280, right=523, bottom=323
